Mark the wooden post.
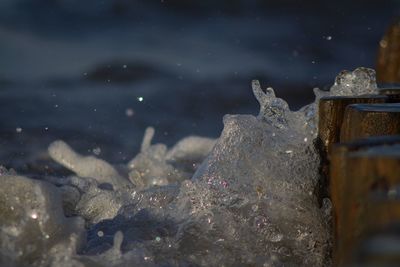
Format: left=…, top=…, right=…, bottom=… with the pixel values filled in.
left=334, top=144, right=400, bottom=265
left=316, top=95, right=387, bottom=199
left=350, top=224, right=400, bottom=265
left=340, top=103, right=400, bottom=143
left=318, top=96, right=387, bottom=155
left=348, top=189, right=400, bottom=265
left=330, top=136, right=400, bottom=266
left=376, top=19, right=400, bottom=83
left=379, top=87, right=400, bottom=102
left=366, top=193, right=400, bottom=231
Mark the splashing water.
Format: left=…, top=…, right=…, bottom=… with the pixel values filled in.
left=0, top=68, right=379, bottom=266
left=330, top=67, right=378, bottom=96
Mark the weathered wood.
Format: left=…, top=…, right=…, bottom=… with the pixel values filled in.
left=350, top=224, right=400, bottom=265
left=316, top=95, right=387, bottom=199
left=334, top=144, right=400, bottom=265
left=340, top=103, right=400, bottom=143
left=318, top=96, right=387, bottom=156
left=377, top=19, right=400, bottom=83
left=379, top=87, right=400, bottom=102
left=348, top=189, right=400, bottom=265
left=330, top=136, right=400, bottom=266
left=365, top=192, right=400, bottom=231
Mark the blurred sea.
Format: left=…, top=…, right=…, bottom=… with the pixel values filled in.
left=0, top=0, right=399, bottom=174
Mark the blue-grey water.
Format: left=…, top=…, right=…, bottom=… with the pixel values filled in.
left=0, top=0, right=399, bottom=173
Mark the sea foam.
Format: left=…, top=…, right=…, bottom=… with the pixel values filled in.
left=0, top=68, right=378, bottom=266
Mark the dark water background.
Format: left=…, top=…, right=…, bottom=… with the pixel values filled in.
left=0, top=0, right=399, bottom=173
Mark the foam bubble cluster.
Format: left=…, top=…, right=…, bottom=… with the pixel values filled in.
left=330, top=67, right=378, bottom=96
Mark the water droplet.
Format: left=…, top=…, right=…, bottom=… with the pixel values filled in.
left=31, top=212, right=38, bottom=219
left=125, top=108, right=134, bottom=117
left=220, top=180, right=228, bottom=188
left=92, top=147, right=101, bottom=156
left=380, top=39, right=388, bottom=48
left=270, top=233, right=283, bottom=242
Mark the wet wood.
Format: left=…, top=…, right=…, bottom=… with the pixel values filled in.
left=348, top=190, right=400, bottom=265
left=376, top=19, right=400, bottom=83
left=340, top=103, right=400, bottom=143
left=350, top=224, right=400, bottom=265
left=318, top=95, right=387, bottom=156
left=365, top=193, right=400, bottom=231
left=379, top=87, right=400, bottom=102
left=333, top=145, right=400, bottom=265
left=316, top=95, right=387, bottom=198
left=330, top=136, right=400, bottom=266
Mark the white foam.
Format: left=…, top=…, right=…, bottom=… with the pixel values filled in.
left=0, top=67, right=380, bottom=266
